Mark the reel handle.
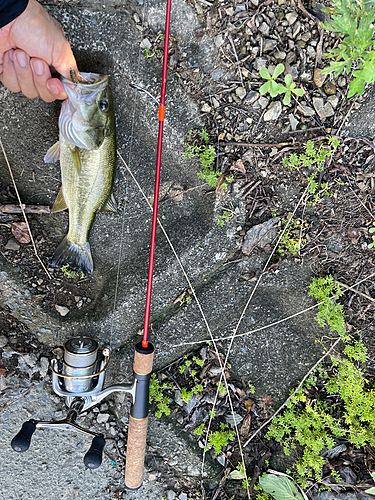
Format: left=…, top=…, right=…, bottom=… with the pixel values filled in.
left=11, top=420, right=37, bottom=452
left=125, top=342, right=154, bottom=490
left=84, top=435, right=106, bottom=469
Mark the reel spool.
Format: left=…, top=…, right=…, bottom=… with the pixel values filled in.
left=11, top=336, right=136, bottom=469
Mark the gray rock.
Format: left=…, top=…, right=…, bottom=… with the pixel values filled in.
left=298, top=103, right=315, bottom=116
left=166, top=490, right=176, bottom=500
left=258, top=96, right=270, bottom=108
left=0, top=334, right=8, bottom=348
left=4, top=239, right=20, bottom=251
left=215, top=34, right=224, bottom=48
left=97, top=413, right=110, bottom=424
left=255, top=57, right=268, bottom=71
left=313, top=97, right=335, bottom=120
left=264, top=101, right=282, bottom=121
left=263, top=39, right=277, bottom=52
left=236, top=87, right=246, bottom=100
left=242, top=217, right=280, bottom=254
left=244, top=91, right=259, bottom=105
left=286, top=11, right=298, bottom=25
left=55, top=305, right=70, bottom=317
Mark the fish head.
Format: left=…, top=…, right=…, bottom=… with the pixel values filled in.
left=59, top=72, right=115, bottom=150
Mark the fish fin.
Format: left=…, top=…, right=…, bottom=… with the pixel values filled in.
left=49, top=237, right=93, bottom=274
left=44, top=141, right=60, bottom=163
left=100, top=192, right=118, bottom=213
left=70, top=146, right=81, bottom=173
left=52, top=187, right=68, bottom=212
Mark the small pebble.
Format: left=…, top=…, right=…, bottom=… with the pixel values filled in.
left=55, top=305, right=70, bottom=317
left=0, top=335, right=8, bottom=348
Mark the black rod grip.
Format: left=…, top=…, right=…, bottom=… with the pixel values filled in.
left=84, top=436, right=105, bottom=469
left=11, top=420, right=37, bottom=452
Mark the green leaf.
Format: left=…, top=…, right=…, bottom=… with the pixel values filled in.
left=259, top=474, right=305, bottom=500
left=292, top=88, right=304, bottom=97
left=269, top=80, right=280, bottom=97
left=365, top=487, right=375, bottom=496
left=273, top=63, right=285, bottom=79
left=260, top=81, right=271, bottom=95
left=283, top=92, right=291, bottom=105
left=260, top=67, right=271, bottom=79
left=229, top=469, right=247, bottom=480
left=284, top=73, right=293, bottom=87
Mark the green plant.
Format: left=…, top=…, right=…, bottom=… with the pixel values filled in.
left=194, top=423, right=205, bottom=436
left=207, top=422, right=235, bottom=454
left=368, top=223, right=375, bottom=248
left=320, top=0, right=375, bottom=97
left=259, top=64, right=304, bottom=104
left=365, top=472, right=375, bottom=495
left=185, top=128, right=232, bottom=189
left=308, top=275, right=346, bottom=337
left=143, top=48, right=155, bottom=60
left=278, top=217, right=307, bottom=256
left=282, top=137, right=340, bottom=205
left=259, top=474, right=304, bottom=500
left=217, top=209, right=234, bottom=226
left=266, top=275, right=375, bottom=487
left=149, top=374, right=173, bottom=418
left=61, top=264, right=84, bottom=279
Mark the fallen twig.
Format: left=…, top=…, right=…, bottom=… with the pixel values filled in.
left=0, top=204, right=50, bottom=214
left=0, top=136, right=52, bottom=280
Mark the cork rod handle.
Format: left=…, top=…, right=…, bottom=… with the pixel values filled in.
left=125, top=342, right=154, bottom=490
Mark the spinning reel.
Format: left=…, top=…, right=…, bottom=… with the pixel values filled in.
left=11, top=336, right=154, bottom=487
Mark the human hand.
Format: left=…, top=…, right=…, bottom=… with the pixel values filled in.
left=0, top=0, right=78, bottom=102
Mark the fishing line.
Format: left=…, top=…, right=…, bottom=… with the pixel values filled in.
left=108, top=4, right=148, bottom=347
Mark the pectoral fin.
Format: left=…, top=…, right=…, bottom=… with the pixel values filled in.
left=44, top=141, right=60, bottom=163
left=101, top=192, right=118, bottom=213
left=52, top=187, right=68, bottom=212
left=70, top=146, right=81, bottom=173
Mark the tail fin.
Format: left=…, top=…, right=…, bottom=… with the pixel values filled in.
left=49, top=237, right=94, bottom=274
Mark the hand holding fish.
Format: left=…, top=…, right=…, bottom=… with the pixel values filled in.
left=0, top=0, right=77, bottom=101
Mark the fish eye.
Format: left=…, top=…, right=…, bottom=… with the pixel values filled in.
left=99, top=99, right=109, bottom=111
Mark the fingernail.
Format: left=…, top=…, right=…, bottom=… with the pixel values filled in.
left=32, top=60, right=44, bottom=76
left=47, top=82, right=60, bottom=95
left=16, top=51, right=28, bottom=67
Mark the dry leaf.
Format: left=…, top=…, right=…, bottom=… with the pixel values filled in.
left=245, top=399, right=253, bottom=412
left=230, top=159, right=246, bottom=174
left=240, top=413, right=252, bottom=436
left=314, top=68, right=326, bottom=88
left=11, top=222, right=31, bottom=244
left=260, top=395, right=273, bottom=404
left=216, top=174, right=227, bottom=193
left=0, top=366, right=6, bottom=376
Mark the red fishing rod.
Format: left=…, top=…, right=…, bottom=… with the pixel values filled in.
left=125, top=0, right=172, bottom=490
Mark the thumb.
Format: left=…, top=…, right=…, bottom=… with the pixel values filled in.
left=51, top=39, right=78, bottom=80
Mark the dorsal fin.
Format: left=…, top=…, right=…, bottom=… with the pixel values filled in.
left=52, top=187, right=68, bottom=212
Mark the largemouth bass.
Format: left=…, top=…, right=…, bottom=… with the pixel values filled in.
left=45, top=71, right=116, bottom=274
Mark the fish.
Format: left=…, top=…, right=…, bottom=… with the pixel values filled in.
left=45, top=71, right=117, bottom=274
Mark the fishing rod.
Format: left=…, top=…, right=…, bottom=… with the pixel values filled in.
left=124, top=0, right=172, bottom=489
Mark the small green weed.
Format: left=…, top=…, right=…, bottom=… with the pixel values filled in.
left=149, top=374, right=173, bottom=418
left=308, top=275, right=345, bottom=337
left=193, top=423, right=205, bottom=436
left=368, top=223, right=375, bottom=248
left=259, top=63, right=304, bottom=104
left=185, top=128, right=232, bottom=189
left=282, top=137, right=340, bottom=205
left=216, top=209, right=234, bottom=227
left=207, top=422, right=235, bottom=454
left=278, top=217, right=307, bottom=256
left=143, top=48, right=155, bottom=60
left=179, top=355, right=205, bottom=403
left=61, top=264, right=84, bottom=279
left=320, top=0, right=375, bottom=97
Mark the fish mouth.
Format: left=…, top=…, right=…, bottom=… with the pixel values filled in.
left=60, top=72, right=109, bottom=88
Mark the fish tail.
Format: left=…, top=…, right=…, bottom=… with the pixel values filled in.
left=49, top=237, right=93, bottom=274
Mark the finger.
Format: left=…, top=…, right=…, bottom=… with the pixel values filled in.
left=2, top=50, right=21, bottom=93
left=46, top=77, right=68, bottom=100
left=13, top=49, right=39, bottom=99
left=30, top=58, right=60, bottom=102
left=52, top=38, right=78, bottom=80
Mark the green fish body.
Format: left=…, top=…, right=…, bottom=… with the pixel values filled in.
left=45, top=72, right=116, bottom=274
